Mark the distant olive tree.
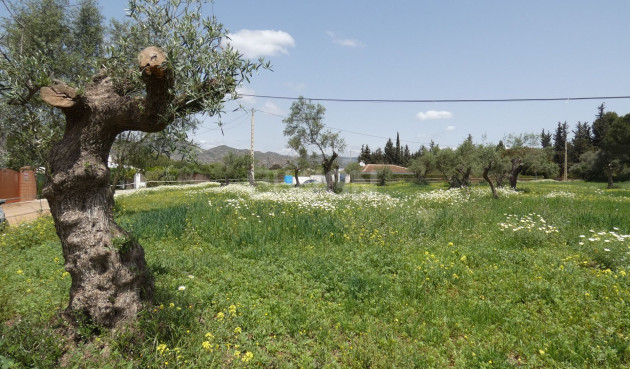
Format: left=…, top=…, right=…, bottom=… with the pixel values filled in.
left=376, top=166, right=393, bottom=186
left=283, top=97, right=346, bottom=192
left=434, top=138, right=478, bottom=188
left=217, top=152, right=253, bottom=186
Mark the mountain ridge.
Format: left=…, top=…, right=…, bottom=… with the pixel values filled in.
left=196, top=145, right=356, bottom=168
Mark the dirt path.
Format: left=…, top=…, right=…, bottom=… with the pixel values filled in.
left=2, top=199, right=50, bottom=226
left=1, top=189, right=140, bottom=226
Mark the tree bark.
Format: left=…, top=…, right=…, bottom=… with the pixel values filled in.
left=606, top=165, right=614, bottom=189
left=509, top=158, right=523, bottom=190
left=41, top=47, right=175, bottom=328
left=43, top=102, right=153, bottom=328
left=482, top=167, right=498, bottom=199
left=322, top=152, right=338, bottom=192
left=461, top=167, right=472, bottom=187
left=294, top=167, right=301, bottom=187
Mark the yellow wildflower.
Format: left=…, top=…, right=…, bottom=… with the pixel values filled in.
left=242, top=351, right=254, bottom=362
left=157, top=343, right=168, bottom=355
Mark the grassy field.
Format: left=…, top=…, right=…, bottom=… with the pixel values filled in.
left=1, top=180, right=629, bottom=368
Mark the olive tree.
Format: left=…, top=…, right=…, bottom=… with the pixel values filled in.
left=285, top=147, right=311, bottom=186
left=503, top=133, right=557, bottom=189
left=283, top=97, right=346, bottom=191
left=0, top=0, right=267, bottom=328
left=216, top=152, right=253, bottom=185
left=477, top=144, right=506, bottom=198
left=434, top=138, right=478, bottom=188
left=376, top=166, right=392, bottom=186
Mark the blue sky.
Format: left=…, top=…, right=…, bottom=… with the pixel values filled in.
left=13, top=1, right=630, bottom=156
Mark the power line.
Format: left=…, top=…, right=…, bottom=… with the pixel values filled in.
left=256, top=109, right=430, bottom=146
left=193, top=111, right=249, bottom=135
left=243, top=94, right=630, bottom=104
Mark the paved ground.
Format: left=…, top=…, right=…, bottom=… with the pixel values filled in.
left=0, top=189, right=141, bottom=226
left=2, top=199, right=50, bottom=226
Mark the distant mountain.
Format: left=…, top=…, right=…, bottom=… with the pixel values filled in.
left=196, top=145, right=357, bottom=168
left=196, top=145, right=293, bottom=168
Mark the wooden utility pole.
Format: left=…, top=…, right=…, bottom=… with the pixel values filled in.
left=248, top=108, right=255, bottom=186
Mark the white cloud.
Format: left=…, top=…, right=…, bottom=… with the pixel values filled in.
left=416, top=110, right=454, bottom=120
left=198, top=140, right=210, bottom=149
left=262, top=101, right=285, bottom=116
left=326, top=31, right=365, bottom=48
left=446, top=126, right=456, bottom=131
left=225, top=29, right=295, bottom=58
left=235, top=86, right=256, bottom=105
left=284, top=82, right=306, bottom=93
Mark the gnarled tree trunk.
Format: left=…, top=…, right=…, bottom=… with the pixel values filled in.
left=482, top=166, right=498, bottom=199
left=606, top=165, right=614, bottom=189
left=43, top=125, right=151, bottom=328
left=508, top=158, right=523, bottom=190
left=293, top=167, right=301, bottom=187
left=41, top=47, right=175, bottom=328
left=322, top=152, right=338, bottom=192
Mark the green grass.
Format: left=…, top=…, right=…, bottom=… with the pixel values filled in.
left=1, top=181, right=630, bottom=368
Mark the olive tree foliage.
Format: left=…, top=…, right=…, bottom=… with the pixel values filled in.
left=283, top=97, right=346, bottom=192
left=502, top=133, right=557, bottom=189
left=216, top=152, right=252, bottom=186
left=285, top=147, right=312, bottom=186
left=376, top=166, right=392, bottom=186
left=106, top=18, right=204, bottom=180
left=0, top=0, right=103, bottom=169
left=407, top=147, right=436, bottom=183
left=1, top=0, right=268, bottom=328
left=477, top=144, right=506, bottom=198
left=431, top=134, right=557, bottom=196
left=434, top=137, right=479, bottom=188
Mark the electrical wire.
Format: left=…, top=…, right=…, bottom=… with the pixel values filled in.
left=192, top=111, right=249, bottom=136
left=243, top=94, right=630, bottom=104
left=256, top=109, right=430, bottom=146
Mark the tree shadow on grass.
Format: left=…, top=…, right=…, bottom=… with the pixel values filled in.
left=138, top=286, right=201, bottom=346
